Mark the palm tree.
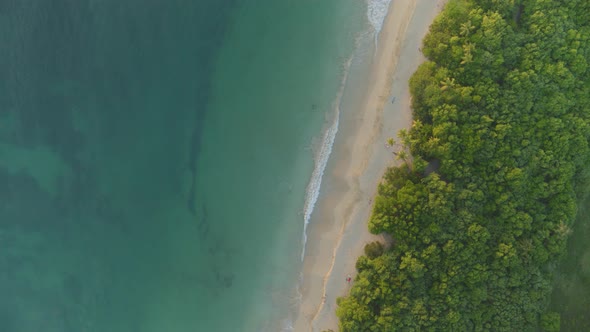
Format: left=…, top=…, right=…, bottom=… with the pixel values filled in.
left=440, top=77, right=456, bottom=91
left=461, top=42, right=475, bottom=65
left=460, top=21, right=475, bottom=37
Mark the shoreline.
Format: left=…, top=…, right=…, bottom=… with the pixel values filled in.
left=293, top=1, right=446, bottom=331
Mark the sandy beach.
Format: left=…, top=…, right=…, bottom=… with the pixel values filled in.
left=293, top=1, right=446, bottom=331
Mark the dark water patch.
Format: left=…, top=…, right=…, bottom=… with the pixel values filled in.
left=0, top=0, right=235, bottom=206
left=215, top=270, right=235, bottom=288
left=197, top=203, right=211, bottom=238
left=0, top=168, right=59, bottom=231
left=0, top=301, right=17, bottom=332
left=62, top=274, right=83, bottom=305
left=0, top=0, right=237, bottom=331
left=186, top=120, right=203, bottom=216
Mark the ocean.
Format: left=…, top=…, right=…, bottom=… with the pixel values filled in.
left=0, top=0, right=389, bottom=331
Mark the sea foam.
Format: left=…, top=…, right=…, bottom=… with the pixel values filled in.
left=300, top=57, right=353, bottom=261
left=367, top=0, right=392, bottom=47
left=299, top=0, right=394, bottom=262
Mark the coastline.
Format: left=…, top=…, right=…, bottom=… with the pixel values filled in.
left=293, top=1, right=446, bottom=331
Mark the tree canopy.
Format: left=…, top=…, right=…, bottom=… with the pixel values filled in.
left=337, top=0, right=590, bottom=330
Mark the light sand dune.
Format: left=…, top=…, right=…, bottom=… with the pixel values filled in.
left=293, top=1, right=446, bottom=331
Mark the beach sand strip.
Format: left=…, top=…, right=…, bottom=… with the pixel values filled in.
left=293, top=1, right=447, bottom=331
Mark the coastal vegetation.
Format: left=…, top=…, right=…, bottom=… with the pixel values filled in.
left=336, top=0, right=590, bottom=330
left=548, top=192, right=590, bottom=330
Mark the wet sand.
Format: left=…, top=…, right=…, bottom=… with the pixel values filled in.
left=293, top=1, right=446, bottom=331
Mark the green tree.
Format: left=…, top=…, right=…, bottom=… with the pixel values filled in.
left=337, top=0, right=590, bottom=330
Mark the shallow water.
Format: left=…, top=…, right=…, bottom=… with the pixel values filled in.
left=0, top=0, right=366, bottom=331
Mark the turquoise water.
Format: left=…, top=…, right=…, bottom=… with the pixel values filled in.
left=0, top=1, right=367, bottom=331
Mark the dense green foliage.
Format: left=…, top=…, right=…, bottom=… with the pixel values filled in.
left=549, top=191, right=590, bottom=330
left=337, top=0, right=590, bottom=330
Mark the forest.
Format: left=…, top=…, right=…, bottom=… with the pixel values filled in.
left=336, top=0, right=590, bottom=330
